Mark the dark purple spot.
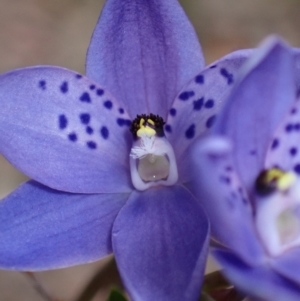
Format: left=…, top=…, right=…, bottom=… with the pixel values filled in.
left=80, top=92, right=91, bottom=103
left=290, top=147, right=298, bottom=156
left=179, top=91, right=194, bottom=101
left=295, top=123, right=300, bottom=131
left=101, top=126, right=109, bottom=139
left=170, top=108, right=176, bottom=116
left=119, top=108, right=124, bottom=114
left=294, top=163, right=300, bottom=174
left=39, top=80, right=46, bottom=90
left=225, top=166, right=232, bottom=172
left=165, top=124, right=172, bottom=133
left=204, top=99, right=214, bottom=109
left=193, top=97, right=204, bottom=111
left=86, top=126, right=94, bottom=134
left=89, top=85, right=95, bottom=90
left=291, top=108, right=297, bottom=115
left=87, top=141, right=97, bottom=149
left=220, top=175, right=231, bottom=184
left=206, top=115, right=216, bottom=128
left=104, top=100, right=113, bottom=109
left=242, top=198, right=248, bottom=205
left=285, top=124, right=293, bottom=132
left=271, top=138, right=279, bottom=150
left=210, top=64, right=217, bottom=69
left=220, top=68, right=234, bottom=85
left=185, top=124, right=195, bottom=139
left=195, top=74, right=204, bottom=84
left=80, top=113, right=90, bottom=124
left=59, top=114, right=68, bottom=129
left=60, top=81, right=68, bottom=93
left=68, top=132, right=77, bottom=142
left=117, top=118, right=131, bottom=127
left=250, top=149, right=257, bottom=155
left=96, top=89, right=104, bottom=96
left=297, top=87, right=300, bottom=99
left=75, top=74, right=82, bottom=79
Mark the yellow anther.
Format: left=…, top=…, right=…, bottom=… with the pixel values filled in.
left=139, top=118, right=145, bottom=127
left=137, top=126, right=156, bottom=138
left=266, top=169, right=285, bottom=182
left=277, top=173, right=296, bottom=191
left=147, top=119, right=155, bottom=126
left=136, top=118, right=157, bottom=138
left=256, top=168, right=297, bottom=195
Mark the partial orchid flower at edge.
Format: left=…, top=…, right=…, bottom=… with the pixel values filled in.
left=0, top=0, right=255, bottom=300
left=191, top=36, right=300, bottom=301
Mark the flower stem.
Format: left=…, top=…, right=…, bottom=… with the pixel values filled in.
left=23, top=272, right=60, bottom=301
left=75, top=257, right=123, bottom=301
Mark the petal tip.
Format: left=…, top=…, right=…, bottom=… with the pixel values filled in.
left=192, top=136, right=232, bottom=160
left=239, top=35, right=293, bottom=81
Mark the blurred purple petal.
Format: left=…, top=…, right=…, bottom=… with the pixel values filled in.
left=213, top=248, right=300, bottom=301
left=165, top=49, right=253, bottom=181
left=0, top=66, right=132, bottom=193
left=264, top=48, right=300, bottom=175
left=293, top=48, right=300, bottom=95
left=271, top=247, right=300, bottom=285
left=264, top=99, right=300, bottom=172
left=112, top=185, right=209, bottom=301
left=86, top=0, right=204, bottom=119
left=214, top=37, right=295, bottom=193
left=190, top=137, right=265, bottom=264
left=0, top=180, right=129, bottom=270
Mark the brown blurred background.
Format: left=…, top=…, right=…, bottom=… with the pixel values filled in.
left=1, top=0, right=300, bottom=300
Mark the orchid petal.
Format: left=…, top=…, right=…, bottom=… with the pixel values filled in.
left=271, top=247, right=300, bottom=285
left=293, top=48, right=300, bottom=95
left=213, top=248, right=300, bottom=301
left=264, top=49, right=300, bottom=172
left=214, top=37, right=295, bottom=193
left=165, top=49, right=253, bottom=181
left=112, top=185, right=209, bottom=301
left=86, top=0, right=204, bottom=119
left=0, top=180, right=129, bottom=270
left=190, top=137, right=265, bottom=264
left=0, top=66, right=133, bottom=193
left=264, top=99, right=300, bottom=173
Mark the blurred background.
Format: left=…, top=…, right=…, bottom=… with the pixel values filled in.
left=1, top=0, right=300, bottom=300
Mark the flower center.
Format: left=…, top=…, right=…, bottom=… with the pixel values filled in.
left=254, top=168, right=300, bottom=256
left=129, top=114, right=178, bottom=191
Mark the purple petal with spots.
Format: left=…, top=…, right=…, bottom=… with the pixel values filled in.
left=213, top=37, right=296, bottom=194
left=0, top=180, right=129, bottom=270
left=112, top=185, right=209, bottom=301
left=213, top=248, right=300, bottom=301
left=270, top=247, right=300, bottom=285
left=165, top=49, right=253, bottom=182
left=293, top=48, right=300, bottom=97
left=0, top=66, right=133, bottom=193
left=86, top=0, right=204, bottom=119
left=190, top=137, right=265, bottom=265
left=264, top=99, right=300, bottom=174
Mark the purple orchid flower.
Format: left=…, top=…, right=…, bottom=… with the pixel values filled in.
left=0, top=0, right=253, bottom=300
left=191, top=37, right=300, bottom=301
